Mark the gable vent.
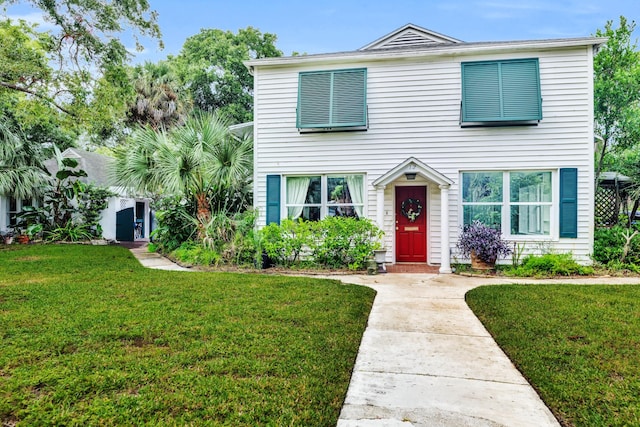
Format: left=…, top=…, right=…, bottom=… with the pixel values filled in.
left=360, top=24, right=462, bottom=51
left=380, top=30, right=441, bottom=49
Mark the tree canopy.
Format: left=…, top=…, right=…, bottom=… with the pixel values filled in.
left=594, top=16, right=640, bottom=180
left=169, top=27, right=282, bottom=124
left=0, top=117, right=51, bottom=199
left=127, top=61, right=189, bottom=131
left=0, top=0, right=162, bottom=145
left=2, top=0, right=162, bottom=72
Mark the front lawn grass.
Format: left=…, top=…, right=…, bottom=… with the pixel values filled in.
left=0, top=244, right=375, bottom=426
left=466, top=285, right=640, bottom=427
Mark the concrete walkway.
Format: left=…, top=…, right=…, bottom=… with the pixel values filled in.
left=325, top=273, right=640, bottom=427
left=124, top=244, right=640, bottom=426
left=124, top=242, right=189, bottom=271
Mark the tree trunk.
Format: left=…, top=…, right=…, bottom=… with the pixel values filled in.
left=627, top=199, right=640, bottom=228
left=620, top=229, right=639, bottom=263
left=594, top=134, right=609, bottom=184
left=195, top=192, right=211, bottom=240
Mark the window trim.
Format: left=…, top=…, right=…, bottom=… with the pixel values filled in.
left=296, top=68, right=368, bottom=131
left=283, top=174, right=366, bottom=220
left=7, top=197, right=40, bottom=229
left=460, top=58, right=542, bottom=126
left=460, top=170, right=556, bottom=240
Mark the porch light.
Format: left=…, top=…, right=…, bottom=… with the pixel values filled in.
left=405, top=172, right=417, bottom=180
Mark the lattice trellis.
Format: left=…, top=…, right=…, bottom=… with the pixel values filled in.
left=119, top=198, right=133, bottom=210
left=595, top=186, right=620, bottom=227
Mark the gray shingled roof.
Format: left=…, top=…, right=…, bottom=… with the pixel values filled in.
left=44, top=148, right=114, bottom=187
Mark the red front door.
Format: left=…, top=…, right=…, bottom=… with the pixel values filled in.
left=396, top=186, right=427, bottom=262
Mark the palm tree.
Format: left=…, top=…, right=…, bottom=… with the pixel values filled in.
left=114, top=112, right=252, bottom=238
left=0, top=118, right=50, bottom=200
left=128, top=61, right=190, bottom=131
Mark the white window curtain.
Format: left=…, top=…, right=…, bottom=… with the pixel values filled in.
left=286, top=177, right=311, bottom=219
left=346, top=175, right=364, bottom=217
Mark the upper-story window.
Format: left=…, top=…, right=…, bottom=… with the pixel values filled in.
left=461, top=58, right=542, bottom=126
left=296, top=68, right=367, bottom=131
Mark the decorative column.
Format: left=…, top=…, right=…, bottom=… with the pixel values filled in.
left=375, top=185, right=386, bottom=229
left=439, top=184, right=452, bottom=274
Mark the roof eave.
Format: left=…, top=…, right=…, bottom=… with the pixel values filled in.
left=245, top=37, right=607, bottom=69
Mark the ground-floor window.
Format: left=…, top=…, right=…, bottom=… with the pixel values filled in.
left=461, top=170, right=552, bottom=236
left=285, top=174, right=365, bottom=221
left=8, top=197, right=40, bottom=228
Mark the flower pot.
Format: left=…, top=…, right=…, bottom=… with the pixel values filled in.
left=470, top=251, right=496, bottom=271
left=373, top=250, right=387, bottom=273
left=16, top=235, right=30, bottom=245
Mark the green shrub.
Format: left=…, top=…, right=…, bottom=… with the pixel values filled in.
left=171, top=241, right=221, bottom=266
left=593, top=225, right=640, bottom=266
left=260, top=217, right=383, bottom=270
left=309, top=216, right=383, bottom=270
left=151, top=196, right=197, bottom=252
left=220, top=210, right=261, bottom=267
left=506, top=253, right=593, bottom=277
left=261, top=219, right=311, bottom=267
left=45, top=221, right=93, bottom=242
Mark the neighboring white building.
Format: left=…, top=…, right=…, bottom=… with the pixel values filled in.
left=0, top=148, right=151, bottom=242
left=245, top=24, right=605, bottom=271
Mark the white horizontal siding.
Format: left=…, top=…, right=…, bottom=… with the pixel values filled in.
left=254, top=44, right=595, bottom=264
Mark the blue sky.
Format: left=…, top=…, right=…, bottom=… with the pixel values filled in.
left=3, top=0, right=638, bottom=62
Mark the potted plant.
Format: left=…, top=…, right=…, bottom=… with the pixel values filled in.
left=16, top=231, right=30, bottom=244
left=26, top=223, right=44, bottom=242
left=373, top=249, right=387, bottom=273
left=15, top=206, right=47, bottom=244
left=456, top=220, right=512, bottom=270
left=1, top=230, right=14, bottom=245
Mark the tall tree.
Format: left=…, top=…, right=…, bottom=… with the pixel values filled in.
left=0, top=1, right=162, bottom=144
left=114, top=113, right=252, bottom=237
left=608, top=148, right=640, bottom=226
left=127, top=61, right=190, bottom=130
left=1, top=0, right=162, bottom=80
left=594, top=16, right=640, bottom=181
left=170, top=27, right=282, bottom=124
left=84, top=63, right=136, bottom=146
left=0, top=117, right=50, bottom=200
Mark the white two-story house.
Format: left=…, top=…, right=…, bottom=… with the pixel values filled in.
left=245, top=24, right=605, bottom=272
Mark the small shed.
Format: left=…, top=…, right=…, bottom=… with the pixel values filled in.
left=44, top=148, right=152, bottom=241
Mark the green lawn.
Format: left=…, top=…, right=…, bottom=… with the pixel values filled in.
left=0, top=244, right=375, bottom=426
left=467, top=284, right=640, bottom=427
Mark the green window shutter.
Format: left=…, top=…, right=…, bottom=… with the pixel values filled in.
left=266, top=175, right=281, bottom=225
left=332, top=69, right=367, bottom=126
left=461, top=62, right=502, bottom=122
left=461, top=59, right=542, bottom=123
left=298, top=72, right=331, bottom=128
left=559, top=168, right=578, bottom=238
left=297, top=68, right=367, bottom=129
left=501, top=60, right=542, bottom=121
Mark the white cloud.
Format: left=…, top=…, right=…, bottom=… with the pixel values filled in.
left=5, top=11, right=56, bottom=30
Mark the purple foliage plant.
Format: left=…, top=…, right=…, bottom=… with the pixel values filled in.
left=456, top=220, right=512, bottom=264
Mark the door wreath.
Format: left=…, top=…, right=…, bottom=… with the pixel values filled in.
left=401, top=198, right=423, bottom=222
